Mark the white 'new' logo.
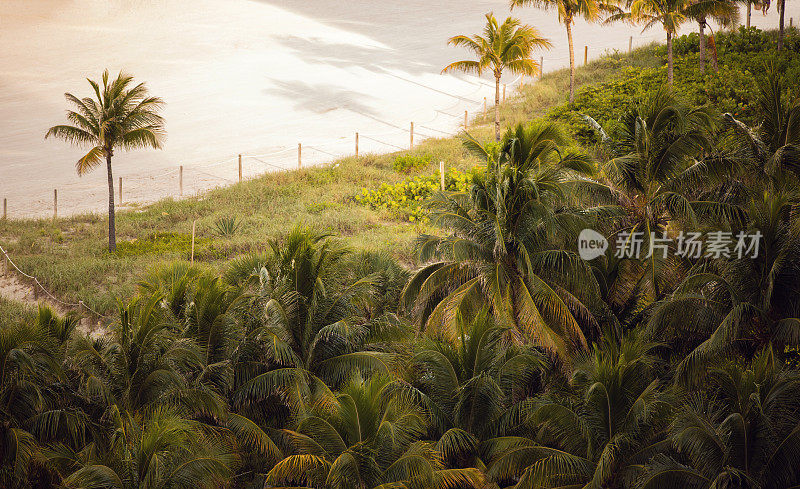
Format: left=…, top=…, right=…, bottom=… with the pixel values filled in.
left=578, top=229, right=608, bottom=260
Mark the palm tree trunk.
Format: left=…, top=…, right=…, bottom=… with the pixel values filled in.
left=494, top=73, right=501, bottom=141
left=778, top=0, right=786, bottom=50
left=746, top=1, right=751, bottom=28
left=566, top=17, right=575, bottom=105
left=667, top=31, right=674, bottom=86
left=699, top=19, right=706, bottom=73
left=106, top=154, right=116, bottom=252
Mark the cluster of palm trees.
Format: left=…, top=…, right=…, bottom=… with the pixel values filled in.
left=6, top=58, right=800, bottom=487
left=445, top=0, right=791, bottom=140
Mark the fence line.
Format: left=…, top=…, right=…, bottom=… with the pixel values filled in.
left=0, top=30, right=694, bottom=316
left=1, top=32, right=668, bottom=220
left=0, top=243, right=105, bottom=317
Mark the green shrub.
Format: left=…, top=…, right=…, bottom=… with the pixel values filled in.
left=392, top=154, right=431, bottom=173
left=356, top=167, right=480, bottom=222
left=548, top=27, right=800, bottom=143
left=214, top=216, right=240, bottom=237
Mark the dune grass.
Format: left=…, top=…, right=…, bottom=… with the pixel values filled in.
left=0, top=41, right=710, bottom=318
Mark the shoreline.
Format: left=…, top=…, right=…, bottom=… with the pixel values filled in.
left=3, top=0, right=790, bottom=219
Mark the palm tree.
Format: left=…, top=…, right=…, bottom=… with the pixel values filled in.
left=484, top=334, right=671, bottom=488
left=722, top=65, right=800, bottom=187
left=225, top=227, right=397, bottom=387
left=398, top=310, right=547, bottom=444
left=45, top=70, right=165, bottom=252
left=402, top=122, right=603, bottom=362
left=637, top=347, right=800, bottom=489
left=647, top=189, right=800, bottom=381
left=609, top=0, right=693, bottom=85
left=49, top=409, right=235, bottom=489
left=778, top=0, right=786, bottom=50
left=264, top=373, right=486, bottom=489
left=443, top=14, right=551, bottom=141
left=687, top=0, right=738, bottom=72
left=511, top=0, right=605, bottom=105
left=579, top=89, right=727, bottom=311
left=0, top=307, right=78, bottom=488
left=645, top=71, right=800, bottom=378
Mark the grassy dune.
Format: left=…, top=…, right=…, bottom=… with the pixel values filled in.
left=0, top=40, right=737, bottom=317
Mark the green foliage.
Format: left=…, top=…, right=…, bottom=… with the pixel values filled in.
left=5, top=25, right=800, bottom=489
left=550, top=27, right=800, bottom=145
left=392, top=154, right=432, bottom=173
left=114, top=232, right=210, bottom=258
left=356, top=167, right=480, bottom=222
left=214, top=216, right=240, bottom=237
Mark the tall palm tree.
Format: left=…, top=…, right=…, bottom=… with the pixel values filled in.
left=511, top=0, right=604, bottom=105
left=609, top=0, right=693, bottom=85
left=45, top=70, right=165, bottom=252
left=402, top=122, right=603, bottom=362
left=687, top=0, right=739, bottom=72
left=443, top=14, right=551, bottom=141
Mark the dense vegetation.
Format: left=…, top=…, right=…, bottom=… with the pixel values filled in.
left=2, top=26, right=800, bottom=489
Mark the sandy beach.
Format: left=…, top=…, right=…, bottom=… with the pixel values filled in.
left=0, top=0, right=794, bottom=218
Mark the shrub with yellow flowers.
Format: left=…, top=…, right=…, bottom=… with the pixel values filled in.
left=356, top=166, right=480, bottom=222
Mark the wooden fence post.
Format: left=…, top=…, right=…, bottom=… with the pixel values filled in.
left=179, top=165, right=183, bottom=197
left=439, top=161, right=445, bottom=191
left=119, top=177, right=122, bottom=203
left=355, top=132, right=359, bottom=157
left=584, top=45, right=588, bottom=65
left=410, top=122, right=414, bottom=149
left=629, top=36, right=633, bottom=53
left=540, top=57, right=544, bottom=79
left=298, top=143, right=302, bottom=169
left=53, top=189, right=57, bottom=219
left=238, top=154, right=242, bottom=182
left=483, top=97, right=487, bottom=121
left=464, top=110, right=468, bottom=130
left=3, top=198, right=6, bottom=220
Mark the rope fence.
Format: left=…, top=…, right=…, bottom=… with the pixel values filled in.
left=0, top=28, right=746, bottom=316
left=2, top=33, right=676, bottom=225
left=0, top=243, right=105, bottom=318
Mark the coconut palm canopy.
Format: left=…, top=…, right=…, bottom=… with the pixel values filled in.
left=443, top=13, right=551, bottom=140
left=5, top=13, right=800, bottom=489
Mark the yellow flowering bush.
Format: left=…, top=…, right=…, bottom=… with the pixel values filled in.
left=357, top=167, right=479, bottom=222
